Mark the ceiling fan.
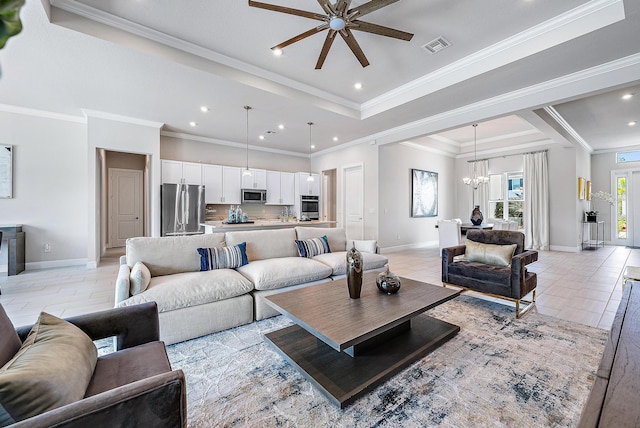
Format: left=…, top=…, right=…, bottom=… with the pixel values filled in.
left=248, top=0, right=414, bottom=69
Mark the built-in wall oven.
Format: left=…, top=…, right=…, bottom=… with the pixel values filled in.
left=300, top=195, right=319, bottom=220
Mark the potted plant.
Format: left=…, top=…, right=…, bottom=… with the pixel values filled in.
left=0, top=0, right=24, bottom=49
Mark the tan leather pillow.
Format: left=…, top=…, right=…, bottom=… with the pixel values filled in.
left=0, top=312, right=98, bottom=424
left=465, top=239, right=517, bottom=267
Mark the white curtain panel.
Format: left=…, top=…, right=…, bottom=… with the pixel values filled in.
left=524, top=151, right=550, bottom=250
left=468, top=160, right=490, bottom=220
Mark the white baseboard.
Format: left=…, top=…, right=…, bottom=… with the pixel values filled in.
left=26, top=258, right=89, bottom=271
left=549, top=245, right=581, bottom=253
left=380, top=241, right=438, bottom=254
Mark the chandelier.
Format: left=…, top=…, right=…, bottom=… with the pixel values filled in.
left=462, top=124, right=489, bottom=189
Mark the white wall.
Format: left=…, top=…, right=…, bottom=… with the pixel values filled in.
left=313, top=142, right=379, bottom=241
left=378, top=143, right=456, bottom=250
left=0, top=110, right=88, bottom=269
left=87, top=113, right=162, bottom=267
left=161, top=135, right=309, bottom=172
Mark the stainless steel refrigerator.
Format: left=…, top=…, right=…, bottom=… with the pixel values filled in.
left=161, top=183, right=205, bottom=236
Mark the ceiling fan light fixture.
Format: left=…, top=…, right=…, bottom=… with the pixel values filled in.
left=272, top=48, right=283, bottom=56
left=329, top=16, right=346, bottom=31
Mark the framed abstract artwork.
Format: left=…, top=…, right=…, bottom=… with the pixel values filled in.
left=411, top=169, right=438, bottom=217
left=0, top=145, right=12, bottom=198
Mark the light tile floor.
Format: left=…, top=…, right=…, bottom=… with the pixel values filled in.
left=1, top=245, right=636, bottom=330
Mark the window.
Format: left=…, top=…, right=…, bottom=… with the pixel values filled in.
left=617, top=176, right=627, bottom=239
left=488, top=172, right=524, bottom=228
left=616, top=151, right=640, bottom=163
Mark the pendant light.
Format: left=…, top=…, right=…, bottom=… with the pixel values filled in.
left=307, top=122, right=314, bottom=182
left=462, top=124, right=489, bottom=189
left=242, top=106, right=252, bottom=177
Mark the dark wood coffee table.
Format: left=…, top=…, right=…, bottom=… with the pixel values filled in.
left=264, top=272, right=461, bottom=408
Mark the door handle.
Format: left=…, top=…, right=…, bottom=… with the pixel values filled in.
left=135, top=217, right=139, bottom=220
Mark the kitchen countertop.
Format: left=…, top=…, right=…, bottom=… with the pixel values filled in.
left=201, top=220, right=336, bottom=232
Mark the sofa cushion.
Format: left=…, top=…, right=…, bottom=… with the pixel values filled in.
left=236, top=257, right=332, bottom=291
left=197, top=242, right=248, bottom=270
left=0, top=312, right=98, bottom=424
left=0, top=305, right=21, bottom=369
left=295, top=235, right=331, bottom=258
left=448, top=260, right=512, bottom=285
left=347, top=239, right=377, bottom=254
left=117, top=269, right=254, bottom=312
left=84, top=341, right=171, bottom=397
left=464, top=239, right=517, bottom=267
left=295, top=227, right=347, bottom=252
left=126, top=233, right=226, bottom=277
left=130, top=261, right=151, bottom=295
left=312, top=251, right=388, bottom=276
left=225, top=229, right=298, bottom=261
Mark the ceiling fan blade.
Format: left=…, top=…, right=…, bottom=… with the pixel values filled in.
left=316, top=0, right=334, bottom=15
left=350, top=20, right=413, bottom=41
left=249, top=0, right=325, bottom=22
left=336, top=0, right=351, bottom=15
left=339, top=29, right=370, bottom=68
left=349, top=0, right=400, bottom=18
left=315, top=30, right=337, bottom=69
left=272, top=24, right=329, bottom=50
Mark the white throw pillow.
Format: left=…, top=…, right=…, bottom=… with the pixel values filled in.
left=347, top=239, right=377, bottom=254
left=129, top=261, right=151, bottom=295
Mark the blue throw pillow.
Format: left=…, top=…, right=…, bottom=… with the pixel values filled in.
left=295, top=235, right=331, bottom=258
left=197, top=242, right=248, bottom=270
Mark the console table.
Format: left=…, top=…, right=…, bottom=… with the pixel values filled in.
left=0, top=224, right=25, bottom=279
left=582, top=221, right=604, bottom=251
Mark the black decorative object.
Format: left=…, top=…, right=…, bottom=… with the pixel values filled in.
left=376, top=266, right=401, bottom=294
left=346, top=245, right=363, bottom=299
left=470, top=205, right=483, bottom=226
left=585, top=211, right=598, bottom=222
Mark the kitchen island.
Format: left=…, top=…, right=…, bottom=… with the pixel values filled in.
left=201, top=220, right=335, bottom=233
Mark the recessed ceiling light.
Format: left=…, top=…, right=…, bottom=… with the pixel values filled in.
left=311, top=145, right=315, bottom=149
left=278, top=124, right=285, bottom=130
left=200, top=106, right=209, bottom=112
left=354, top=82, right=362, bottom=90
left=629, top=121, right=637, bottom=127
left=333, top=137, right=338, bottom=141
left=259, top=135, right=265, bottom=140
left=272, top=48, right=283, bottom=56
left=622, top=93, right=634, bottom=100
left=189, top=121, right=197, bottom=127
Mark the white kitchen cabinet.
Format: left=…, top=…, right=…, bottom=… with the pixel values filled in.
left=161, top=160, right=202, bottom=185
left=202, top=165, right=241, bottom=204
left=265, top=171, right=295, bottom=205
left=241, top=168, right=267, bottom=189
left=297, top=172, right=321, bottom=196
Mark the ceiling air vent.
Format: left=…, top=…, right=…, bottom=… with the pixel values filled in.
left=423, top=36, right=451, bottom=54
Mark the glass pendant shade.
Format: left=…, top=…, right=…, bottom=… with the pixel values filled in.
left=462, top=124, right=488, bottom=189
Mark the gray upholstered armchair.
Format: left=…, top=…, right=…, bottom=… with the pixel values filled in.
left=442, top=229, right=538, bottom=318
left=0, top=302, right=186, bottom=427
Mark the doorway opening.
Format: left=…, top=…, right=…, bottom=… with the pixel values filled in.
left=321, top=169, right=337, bottom=223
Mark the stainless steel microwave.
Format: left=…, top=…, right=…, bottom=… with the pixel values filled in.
left=241, top=188, right=267, bottom=204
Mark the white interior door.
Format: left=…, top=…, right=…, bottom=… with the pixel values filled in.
left=632, top=171, right=640, bottom=247
left=344, top=164, right=364, bottom=240
left=109, top=168, right=143, bottom=247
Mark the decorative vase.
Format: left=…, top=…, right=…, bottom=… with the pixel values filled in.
left=470, top=205, right=483, bottom=226
left=346, top=244, right=363, bottom=299
left=376, top=266, right=401, bottom=294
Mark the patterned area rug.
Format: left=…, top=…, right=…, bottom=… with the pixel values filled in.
left=162, top=295, right=607, bottom=427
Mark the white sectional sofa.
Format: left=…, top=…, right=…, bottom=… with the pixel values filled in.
left=115, top=227, right=388, bottom=345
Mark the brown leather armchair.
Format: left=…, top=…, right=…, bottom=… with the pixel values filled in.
left=0, top=302, right=186, bottom=427
left=442, top=230, right=538, bottom=318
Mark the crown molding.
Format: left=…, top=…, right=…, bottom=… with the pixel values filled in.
left=160, top=131, right=309, bottom=158
left=542, top=106, right=593, bottom=153
left=456, top=139, right=555, bottom=160
left=398, top=142, right=457, bottom=158
left=82, top=109, right=164, bottom=129
left=0, top=103, right=85, bottom=123
left=361, top=0, right=625, bottom=119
